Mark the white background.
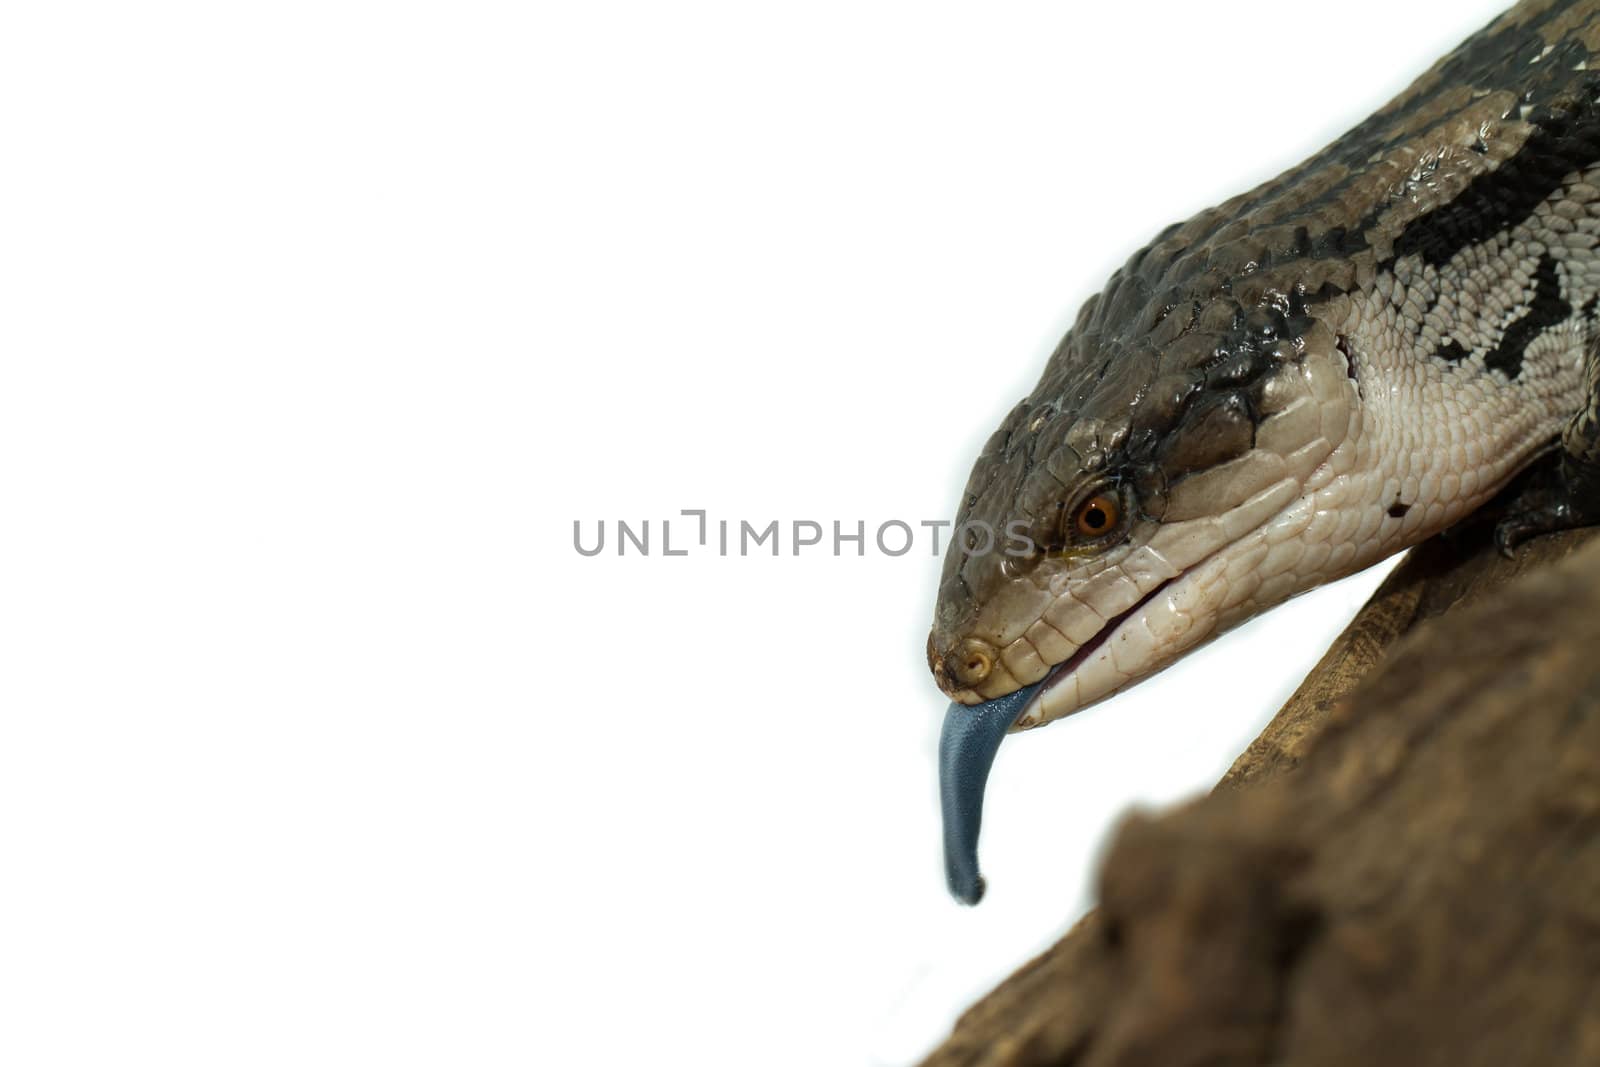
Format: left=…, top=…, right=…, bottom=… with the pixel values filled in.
left=2, top=2, right=1509, bottom=1064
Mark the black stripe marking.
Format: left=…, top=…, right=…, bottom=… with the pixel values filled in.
left=1484, top=253, right=1570, bottom=380
left=1389, top=86, right=1600, bottom=270
left=1149, top=4, right=1593, bottom=279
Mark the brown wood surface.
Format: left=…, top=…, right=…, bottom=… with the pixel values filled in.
left=922, top=522, right=1600, bottom=1067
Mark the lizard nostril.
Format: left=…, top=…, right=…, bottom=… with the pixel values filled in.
left=948, top=638, right=996, bottom=686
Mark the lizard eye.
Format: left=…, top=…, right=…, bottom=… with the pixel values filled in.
left=1062, top=486, right=1124, bottom=544
left=1045, top=480, right=1133, bottom=554
left=1074, top=494, right=1117, bottom=536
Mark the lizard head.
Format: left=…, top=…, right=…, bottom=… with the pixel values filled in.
left=931, top=265, right=1365, bottom=903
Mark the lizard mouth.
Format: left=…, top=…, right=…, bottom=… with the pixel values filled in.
left=1013, top=575, right=1180, bottom=729
left=937, top=573, right=1181, bottom=904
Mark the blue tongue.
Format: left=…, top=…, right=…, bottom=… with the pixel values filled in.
left=938, top=684, right=1040, bottom=905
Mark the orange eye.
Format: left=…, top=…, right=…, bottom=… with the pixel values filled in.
left=1073, top=493, right=1119, bottom=538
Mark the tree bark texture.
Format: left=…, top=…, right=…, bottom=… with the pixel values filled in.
left=922, top=523, right=1600, bottom=1067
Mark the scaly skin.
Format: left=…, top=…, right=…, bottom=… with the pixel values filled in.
left=931, top=0, right=1600, bottom=903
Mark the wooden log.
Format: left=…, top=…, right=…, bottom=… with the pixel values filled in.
left=922, top=522, right=1600, bottom=1067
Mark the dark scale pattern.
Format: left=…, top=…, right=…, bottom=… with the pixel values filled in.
left=1485, top=253, right=1573, bottom=377
left=1387, top=89, right=1600, bottom=270
left=1143, top=0, right=1599, bottom=274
